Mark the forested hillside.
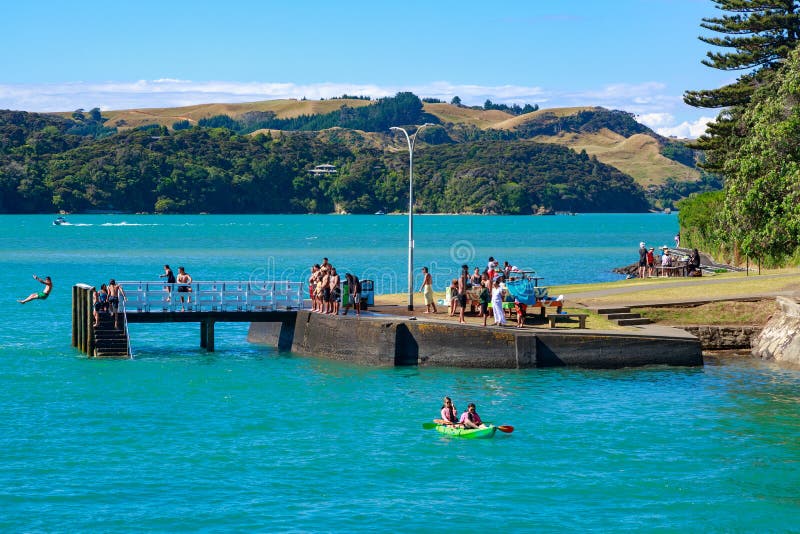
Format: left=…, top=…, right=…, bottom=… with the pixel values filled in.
left=0, top=93, right=692, bottom=214
left=678, top=0, right=800, bottom=267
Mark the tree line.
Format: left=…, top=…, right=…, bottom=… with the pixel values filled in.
left=0, top=108, right=650, bottom=214
left=681, top=0, right=800, bottom=266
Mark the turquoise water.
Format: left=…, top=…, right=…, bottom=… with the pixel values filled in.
left=2, top=214, right=799, bottom=531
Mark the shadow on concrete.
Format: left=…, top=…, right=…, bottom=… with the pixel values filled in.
left=534, top=339, right=567, bottom=367
left=394, top=323, right=419, bottom=366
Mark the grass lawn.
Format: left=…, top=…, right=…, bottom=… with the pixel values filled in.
left=549, top=268, right=800, bottom=307
left=633, top=299, right=776, bottom=326
left=373, top=267, right=799, bottom=329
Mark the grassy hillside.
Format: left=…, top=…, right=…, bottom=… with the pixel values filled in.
left=52, top=98, right=701, bottom=190
left=491, top=106, right=598, bottom=130
left=533, top=129, right=701, bottom=187
left=81, top=99, right=374, bottom=130
left=422, top=103, right=513, bottom=128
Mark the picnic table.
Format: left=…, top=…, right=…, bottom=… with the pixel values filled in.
left=446, top=272, right=564, bottom=320
left=654, top=262, right=687, bottom=277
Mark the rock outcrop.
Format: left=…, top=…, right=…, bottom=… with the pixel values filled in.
left=751, top=297, right=800, bottom=365
left=682, top=325, right=761, bottom=350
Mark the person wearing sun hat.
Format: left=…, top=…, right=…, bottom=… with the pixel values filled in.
left=660, top=245, right=672, bottom=276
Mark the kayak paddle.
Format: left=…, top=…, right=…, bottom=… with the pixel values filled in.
left=423, top=421, right=514, bottom=433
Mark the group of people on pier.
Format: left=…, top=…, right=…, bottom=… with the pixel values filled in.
left=420, top=256, right=526, bottom=328
left=91, top=279, right=126, bottom=329
left=159, top=264, right=194, bottom=308
left=308, top=258, right=361, bottom=316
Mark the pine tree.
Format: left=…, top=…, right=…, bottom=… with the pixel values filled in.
left=684, top=0, right=800, bottom=168
left=720, top=44, right=800, bottom=264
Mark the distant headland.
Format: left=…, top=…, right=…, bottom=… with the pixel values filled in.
left=0, top=93, right=715, bottom=216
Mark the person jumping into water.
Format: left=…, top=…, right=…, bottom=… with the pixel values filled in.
left=18, top=275, right=52, bottom=304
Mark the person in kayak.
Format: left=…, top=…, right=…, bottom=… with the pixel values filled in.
left=459, top=403, right=484, bottom=429
left=436, top=396, right=459, bottom=425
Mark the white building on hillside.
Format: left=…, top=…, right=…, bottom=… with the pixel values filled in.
left=309, top=164, right=337, bottom=176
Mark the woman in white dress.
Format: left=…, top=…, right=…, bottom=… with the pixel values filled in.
left=491, top=279, right=507, bottom=326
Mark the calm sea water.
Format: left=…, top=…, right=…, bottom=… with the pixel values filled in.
left=1, top=214, right=799, bottom=531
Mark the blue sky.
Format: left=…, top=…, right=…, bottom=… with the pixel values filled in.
left=0, top=0, right=732, bottom=137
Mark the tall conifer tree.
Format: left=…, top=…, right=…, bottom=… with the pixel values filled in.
left=684, top=0, right=800, bottom=170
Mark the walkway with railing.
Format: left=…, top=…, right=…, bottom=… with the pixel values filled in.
left=72, top=281, right=304, bottom=358
left=118, top=280, right=305, bottom=313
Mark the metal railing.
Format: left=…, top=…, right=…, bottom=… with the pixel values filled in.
left=118, top=298, right=134, bottom=358
left=116, top=281, right=305, bottom=313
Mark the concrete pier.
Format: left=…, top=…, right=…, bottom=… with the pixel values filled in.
left=248, top=311, right=703, bottom=369
left=73, top=284, right=703, bottom=367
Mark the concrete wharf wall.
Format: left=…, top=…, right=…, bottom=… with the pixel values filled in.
left=248, top=311, right=703, bottom=369
left=682, top=325, right=761, bottom=350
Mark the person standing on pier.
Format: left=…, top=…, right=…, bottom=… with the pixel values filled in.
left=491, top=278, right=507, bottom=327
left=320, top=266, right=331, bottom=314
left=420, top=266, right=437, bottom=314
left=160, top=264, right=176, bottom=294
left=342, top=273, right=361, bottom=317
left=176, top=266, right=192, bottom=309
left=107, top=279, right=126, bottom=329
left=18, top=275, right=52, bottom=304
left=329, top=267, right=341, bottom=315
left=478, top=277, right=490, bottom=326
left=309, top=265, right=320, bottom=312
left=92, top=284, right=109, bottom=327
left=457, top=264, right=468, bottom=324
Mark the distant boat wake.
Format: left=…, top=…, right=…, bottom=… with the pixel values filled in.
left=99, top=222, right=160, bottom=227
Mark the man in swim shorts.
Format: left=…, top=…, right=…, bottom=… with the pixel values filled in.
left=107, top=279, right=127, bottom=329
left=342, top=273, right=361, bottom=317
left=18, top=274, right=53, bottom=304
left=176, top=266, right=193, bottom=309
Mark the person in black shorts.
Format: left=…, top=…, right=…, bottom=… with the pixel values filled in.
left=107, top=279, right=126, bottom=329
left=478, top=277, right=490, bottom=326
left=176, top=266, right=192, bottom=309
left=343, top=273, right=361, bottom=316
left=160, top=264, right=176, bottom=294
left=457, top=264, right=469, bottom=324
left=637, top=242, right=647, bottom=279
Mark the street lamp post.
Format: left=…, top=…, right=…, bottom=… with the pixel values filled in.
left=390, top=123, right=433, bottom=312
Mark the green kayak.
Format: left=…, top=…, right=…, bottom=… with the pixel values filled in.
left=434, top=424, right=497, bottom=439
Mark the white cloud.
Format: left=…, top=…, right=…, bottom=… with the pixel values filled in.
left=0, top=79, right=545, bottom=112
left=636, top=112, right=675, bottom=128
left=655, top=116, right=715, bottom=139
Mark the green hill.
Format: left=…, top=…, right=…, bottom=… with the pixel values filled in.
left=0, top=93, right=717, bottom=214
left=64, top=97, right=704, bottom=191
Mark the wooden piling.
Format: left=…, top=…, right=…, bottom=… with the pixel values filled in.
left=72, top=285, right=78, bottom=348
left=72, top=284, right=95, bottom=357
